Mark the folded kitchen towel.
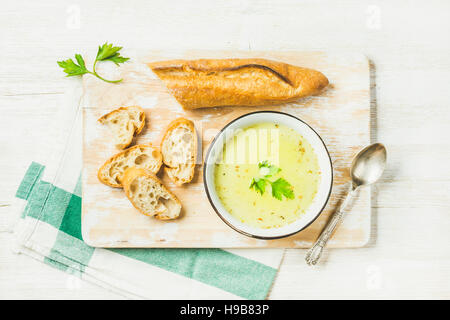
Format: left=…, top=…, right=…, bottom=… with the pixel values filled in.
left=11, top=82, right=284, bottom=300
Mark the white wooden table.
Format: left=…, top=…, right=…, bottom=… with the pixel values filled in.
left=1, top=0, right=449, bottom=299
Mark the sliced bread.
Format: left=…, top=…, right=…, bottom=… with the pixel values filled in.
left=122, top=167, right=181, bottom=220
left=161, top=118, right=197, bottom=186
left=98, top=144, right=162, bottom=188
left=98, top=106, right=146, bottom=149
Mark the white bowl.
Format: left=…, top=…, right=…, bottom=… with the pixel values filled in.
left=203, top=111, right=333, bottom=239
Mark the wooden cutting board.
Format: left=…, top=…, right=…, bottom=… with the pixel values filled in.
left=82, top=51, right=370, bottom=248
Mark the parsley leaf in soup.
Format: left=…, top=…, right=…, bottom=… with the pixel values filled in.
left=250, top=161, right=294, bottom=200
left=249, top=178, right=268, bottom=195
left=258, top=160, right=281, bottom=177
left=270, top=178, right=295, bottom=201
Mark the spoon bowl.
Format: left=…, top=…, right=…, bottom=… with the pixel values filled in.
left=351, top=143, right=387, bottom=188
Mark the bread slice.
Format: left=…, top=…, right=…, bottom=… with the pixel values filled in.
left=122, top=167, right=181, bottom=220
left=149, top=58, right=329, bottom=109
left=161, top=118, right=197, bottom=186
left=98, top=106, right=146, bottom=149
left=98, top=144, right=162, bottom=188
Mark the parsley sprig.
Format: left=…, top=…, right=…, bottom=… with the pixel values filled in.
left=249, top=161, right=294, bottom=201
left=57, top=42, right=129, bottom=83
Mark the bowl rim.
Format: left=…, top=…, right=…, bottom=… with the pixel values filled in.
left=203, top=110, right=333, bottom=240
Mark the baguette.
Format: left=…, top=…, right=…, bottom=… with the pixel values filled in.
left=161, top=118, right=197, bottom=185
left=98, top=106, right=145, bottom=149
left=148, top=58, right=329, bottom=110
left=98, top=144, right=162, bottom=188
left=122, top=167, right=181, bottom=220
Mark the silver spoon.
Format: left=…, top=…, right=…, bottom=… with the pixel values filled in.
left=305, top=143, right=387, bottom=265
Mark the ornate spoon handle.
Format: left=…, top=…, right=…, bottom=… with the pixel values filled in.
left=305, top=184, right=357, bottom=265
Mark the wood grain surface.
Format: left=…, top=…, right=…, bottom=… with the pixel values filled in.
left=82, top=51, right=370, bottom=248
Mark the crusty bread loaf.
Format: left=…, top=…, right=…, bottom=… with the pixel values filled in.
left=148, top=58, right=329, bottom=110
left=161, top=118, right=197, bottom=186
left=98, top=144, right=162, bottom=188
left=122, top=167, right=181, bottom=220
left=98, top=106, right=145, bottom=149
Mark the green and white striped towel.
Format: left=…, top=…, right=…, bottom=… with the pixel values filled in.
left=11, top=82, right=284, bottom=300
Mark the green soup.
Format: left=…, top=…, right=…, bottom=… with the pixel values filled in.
left=214, top=122, right=321, bottom=229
